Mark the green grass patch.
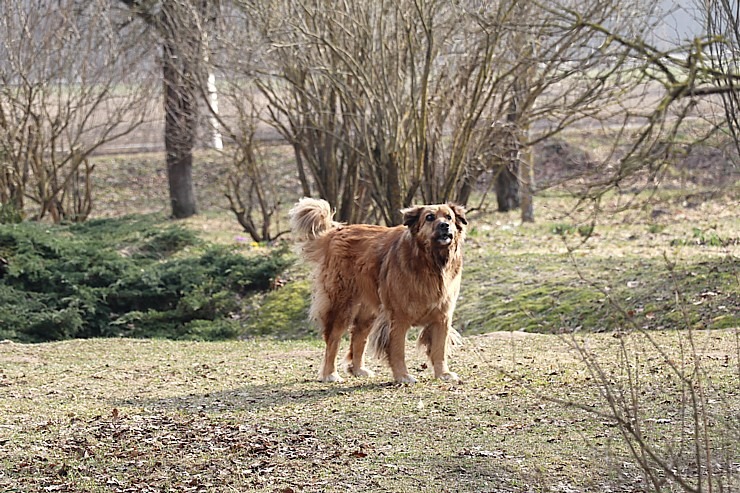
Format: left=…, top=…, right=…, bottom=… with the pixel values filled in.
left=242, top=280, right=313, bottom=339
left=457, top=250, right=739, bottom=336
left=670, top=226, right=738, bottom=247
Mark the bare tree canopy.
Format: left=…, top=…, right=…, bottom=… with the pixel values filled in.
left=705, top=0, right=740, bottom=160
left=1, top=0, right=736, bottom=228
left=219, top=0, right=672, bottom=225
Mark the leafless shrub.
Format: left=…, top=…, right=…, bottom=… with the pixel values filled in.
left=223, top=111, right=291, bottom=243
left=705, top=0, right=740, bottom=164
left=557, top=252, right=740, bottom=492
left=230, top=0, right=664, bottom=224
left=195, top=4, right=294, bottom=241
left=542, top=4, right=740, bottom=208
left=0, top=0, right=155, bottom=222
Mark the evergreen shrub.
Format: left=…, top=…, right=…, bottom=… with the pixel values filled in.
left=0, top=216, right=292, bottom=342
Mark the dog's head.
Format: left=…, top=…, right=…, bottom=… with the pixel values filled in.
left=401, top=203, right=468, bottom=249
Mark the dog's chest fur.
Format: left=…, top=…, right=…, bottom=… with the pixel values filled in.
left=376, top=230, right=463, bottom=322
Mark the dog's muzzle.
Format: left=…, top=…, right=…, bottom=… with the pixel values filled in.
left=435, top=222, right=454, bottom=245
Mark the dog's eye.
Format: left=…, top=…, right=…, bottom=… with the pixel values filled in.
left=425, top=214, right=435, bottom=222
left=445, top=214, right=452, bottom=220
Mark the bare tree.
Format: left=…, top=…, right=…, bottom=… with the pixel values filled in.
left=190, top=3, right=296, bottom=241
left=705, top=0, right=740, bottom=162
left=246, top=0, right=372, bottom=223
left=249, top=0, right=508, bottom=225
left=535, top=3, right=740, bottom=205
left=238, top=0, right=666, bottom=225
left=0, top=0, right=155, bottom=222
left=117, top=0, right=216, bottom=219
left=217, top=88, right=292, bottom=242
left=456, top=0, right=666, bottom=221
left=211, top=0, right=727, bottom=231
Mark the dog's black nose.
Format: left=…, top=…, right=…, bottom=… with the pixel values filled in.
left=438, top=222, right=450, bottom=232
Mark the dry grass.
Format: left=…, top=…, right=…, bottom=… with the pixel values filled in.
left=0, top=329, right=737, bottom=492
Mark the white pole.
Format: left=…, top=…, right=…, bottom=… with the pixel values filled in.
left=207, top=71, right=223, bottom=150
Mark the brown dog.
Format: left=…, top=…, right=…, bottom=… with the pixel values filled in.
left=289, top=198, right=467, bottom=383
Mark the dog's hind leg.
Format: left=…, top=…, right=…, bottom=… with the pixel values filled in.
left=317, top=310, right=350, bottom=383
left=369, top=314, right=415, bottom=383
left=345, top=311, right=376, bottom=378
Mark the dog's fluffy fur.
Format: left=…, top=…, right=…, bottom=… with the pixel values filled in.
left=289, top=197, right=467, bottom=383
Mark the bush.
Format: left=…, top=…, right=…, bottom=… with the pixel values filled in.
left=0, top=202, right=23, bottom=224
left=0, top=216, right=293, bottom=342
left=242, top=280, right=312, bottom=338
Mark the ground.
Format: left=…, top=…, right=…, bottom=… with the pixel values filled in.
left=0, top=329, right=737, bottom=492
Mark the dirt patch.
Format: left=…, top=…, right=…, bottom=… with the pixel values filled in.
left=534, top=136, right=739, bottom=190
left=534, top=138, right=596, bottom=188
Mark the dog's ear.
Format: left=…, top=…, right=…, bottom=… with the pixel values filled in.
left=401, top=206, right=423, bottom=230
left=448, top=203, right=468, bottom=226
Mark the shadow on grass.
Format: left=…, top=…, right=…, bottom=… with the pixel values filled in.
left=110, top=377, right=399, bottom=414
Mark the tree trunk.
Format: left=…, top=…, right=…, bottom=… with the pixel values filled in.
left=117, top=0, right=202, bottom=219
left=386, top=153, right=403, bottom=226
left=456, top=172, right=474, bottom=206
left=495, top=164, right=520, bottom=212
left=206, top=71, right=223, bottom=150
left=495, top=101, right=523, bottom=214
left=163, top=40, right=198, bottom=219
left=496, top=77, right=535, bottom=221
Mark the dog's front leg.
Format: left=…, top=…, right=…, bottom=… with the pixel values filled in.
left=319, top=341, right=344, bottom=382
left=422, top=322, right=460, bottom=382
left=387, top=325, right=416, bottom=383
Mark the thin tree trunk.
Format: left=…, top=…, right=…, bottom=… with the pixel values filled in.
left=495, top=94, right=524, bottom=214
left=206, top=72, right=223, bottom=150
left=456, top=171, right=474, bottom=206
left=519, top=145, right=534, bottom=222
left=387, top=153, right=403, bottom=226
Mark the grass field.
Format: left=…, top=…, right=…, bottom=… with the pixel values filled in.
left=0, top=149, right=738, bottom=492
left=1, top=329, right=738, bottom=492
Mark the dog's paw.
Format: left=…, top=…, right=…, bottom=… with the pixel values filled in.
left=438, top=371, right=460, bottom=382
left=319, top=372, right=344, bottom=383
left=349, top=366, right=375, bottom=378
left=395, top=374, right=418, bottom=384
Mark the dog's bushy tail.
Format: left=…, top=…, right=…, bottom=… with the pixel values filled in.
left=289, top=197, right=336, bottom=241
left=417, top=325, right=463, bottom=358
left=368, top=315, right=392, bottom=361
